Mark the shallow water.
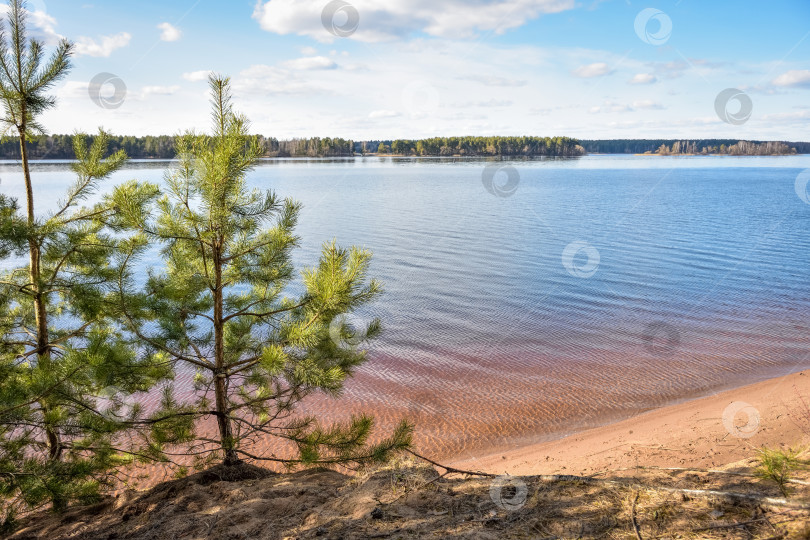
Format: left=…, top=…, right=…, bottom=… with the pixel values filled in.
left=3, top=155, right=810, bottom=460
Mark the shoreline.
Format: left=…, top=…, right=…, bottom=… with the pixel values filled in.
left=452, top=368, right=810, bottom=476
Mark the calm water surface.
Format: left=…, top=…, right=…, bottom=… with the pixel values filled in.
left=3, top=155, right=810, bottom=459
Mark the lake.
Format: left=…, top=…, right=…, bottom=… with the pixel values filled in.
left=3, top=154, right=810, bottom=460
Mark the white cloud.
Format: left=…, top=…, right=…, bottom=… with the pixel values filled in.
left=233, top=64, right=331, bottom=96
left=450, top=99, right=513, bottom=108
left=631, top=99, right=663, bottom=110
left=0, top=5, right=63, bottom=45
left=300, top=46, right=318, bottom=56
left=368, top=110, right=401, bottom=119
left=158, top=22, right=182, bottom=42
left=141, top=85, right=181, bottom=96
left=183, top=70, right=212, bottom=82
left=588, top=99, right=662, bottom=113
left=74, top=32, right=131, bottom=57
left=43, top=37, right=809, bottom=141
left=772, top=69, right=810, bottom=88
left=28, top=10, right=61, bottom=44
left=57, top=80, right=90, bottom=99
left=648, top=60, right=687, bottom=79
left=457, top=75, right=527, bottom=87
left=761, top=110, right=810, bottom=123
left=281, top=56, right=338, bottom=70
left=629, top=73, right=656, bottom=85
left=253, top=0, right=576, bottom=42
left=572, top=62, right=613, bottom=78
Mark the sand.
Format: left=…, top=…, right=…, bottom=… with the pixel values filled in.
left=10, top=370, right=810, bottom=539
left=454, top=369, right=810, bottom=476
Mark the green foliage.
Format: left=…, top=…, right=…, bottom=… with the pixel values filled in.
left=580, top=139, right=802, bottom=155
left=0, top=136, right=807, bottom=161
left=0, top=11, right=408, bottom=518
left=0, top=194, right=24, bottom=259
left=0, top=133, right=354, bottom=159
left=0, top=0, right=73, bottom=136
left=754, top=446, right=807, bottom=497
left=0, top=3, right=170, bottom=516
left=386, top=136, right=584, bottom=157
left=0, top=131, right=172, bottom=517
left=273, top=136, right=354, bottom=157
left=116, top=74, right=411, bottom=468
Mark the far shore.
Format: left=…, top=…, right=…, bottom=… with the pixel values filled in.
left=454, top=369, right=810, bottom=476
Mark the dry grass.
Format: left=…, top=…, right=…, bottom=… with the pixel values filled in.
left=4, top=455, right=810, bottom=540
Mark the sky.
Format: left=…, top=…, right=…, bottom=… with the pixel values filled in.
left=14, top=0, right=810, bottom=140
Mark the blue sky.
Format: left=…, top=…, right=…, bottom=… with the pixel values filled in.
left=18, top=0, right=810, bottom=139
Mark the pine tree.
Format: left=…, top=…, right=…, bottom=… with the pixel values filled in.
left=0, top=0, right=72, bottom=392
left=0, top=1, right=169, bottom=521
left=0, top=131, right=170, bottom=521
left=116, top=74, right=411, bottom=469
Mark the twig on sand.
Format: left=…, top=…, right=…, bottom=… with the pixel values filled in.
left=631, top=491, right=643, bottom=540
left=406, top=451, right=810, bottom=510
left=406, top=450, right=496, bottom=477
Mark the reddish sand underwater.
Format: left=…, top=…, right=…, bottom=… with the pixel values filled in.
left=126, top=366, right=810, bottom=493
left=125, top=327, right=810, bottom=488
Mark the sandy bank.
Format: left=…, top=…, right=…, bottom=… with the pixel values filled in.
left=454, top=369, right=810, bottom=476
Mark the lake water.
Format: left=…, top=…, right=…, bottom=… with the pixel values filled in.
left=3, top=154, right=810, bottom=460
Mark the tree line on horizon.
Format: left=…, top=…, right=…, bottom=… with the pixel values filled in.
left=0, top=134, right=587, bottom=159
left=581, top=139, right=808, bottom=155
left=1, top=135, right=806, bottom=160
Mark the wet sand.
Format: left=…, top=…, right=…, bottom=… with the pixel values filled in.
left=124, top=365, right=810, bottom=492
left=453, top=368, right=810, bottom=475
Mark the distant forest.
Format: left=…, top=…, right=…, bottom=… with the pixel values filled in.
left=362, top=136, right=585, bottom=156
left=0, top=134, right=584, bottom=159
left=0, top=135, right=806, bottom=160
left=581, top=139, right=809, bottom=155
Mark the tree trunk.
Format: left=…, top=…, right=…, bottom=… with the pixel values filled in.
left=213, top=244, right=238, bottom=465
left=18, top=131, right=49, bottom=359
left=19, top=129, right=60, bottom=461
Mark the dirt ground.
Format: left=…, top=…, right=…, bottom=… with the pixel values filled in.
left=7, top=454, right=810, bottom=540
left=7, top=370, right=810, bottom=539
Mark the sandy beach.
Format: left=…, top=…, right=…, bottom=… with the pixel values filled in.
left=454, top=369, right=810, bottom=476
left=16, top=369, right=810, bottom=540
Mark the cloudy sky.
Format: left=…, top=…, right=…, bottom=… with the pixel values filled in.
left=19, top=0, right=810, bottom=139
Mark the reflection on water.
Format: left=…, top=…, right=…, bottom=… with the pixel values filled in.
left=2, top=155, right=810, bottom=460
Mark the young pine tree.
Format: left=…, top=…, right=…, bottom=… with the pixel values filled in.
left=0, top=5, right=171, bottom=522
left=0, top=0, right=72, bottom=391
left=117, top=74, right=411, bottom=469
left=0, top=131, right=171, bottom=522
